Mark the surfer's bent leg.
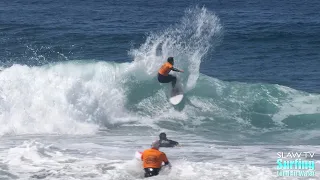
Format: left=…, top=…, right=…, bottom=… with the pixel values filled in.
left=158, top=73, right=177, bottom=88
left=168, top=75, right=177, bottom=88
left=158, top=73, right=173, bottom=83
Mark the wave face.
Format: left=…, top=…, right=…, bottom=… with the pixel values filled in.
left=1, top=7, right=320, bottom=142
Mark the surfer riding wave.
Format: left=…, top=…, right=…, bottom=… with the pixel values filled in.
left=157, top=57, right=184, bottom=89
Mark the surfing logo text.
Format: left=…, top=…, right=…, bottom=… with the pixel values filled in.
left=276, top=152, right=316, bottom=177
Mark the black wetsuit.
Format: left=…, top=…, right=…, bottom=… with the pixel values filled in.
left=144, top=162, right=170, bottom=177
left=159, top=139, right=179, bottom=147
left=144, top=168, right=160, bottom=177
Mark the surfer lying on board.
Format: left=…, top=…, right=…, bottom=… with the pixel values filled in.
left=159, top=132, right=179, bottom=147
left=158, top=57, right=184, bottom=89
left=141, top=140, right=171, bottom=178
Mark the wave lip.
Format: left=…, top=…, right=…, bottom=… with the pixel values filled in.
left=0, top=62, right=130, bottom=136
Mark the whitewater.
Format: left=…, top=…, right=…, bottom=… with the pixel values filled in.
left=1, top=7, right=320, bottom=180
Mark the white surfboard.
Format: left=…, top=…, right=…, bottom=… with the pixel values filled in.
left=135, top=151, right=142, bottom=160
left=169, top=85, right=184, bottom=105
left=169, top=94, right=183, bottom=105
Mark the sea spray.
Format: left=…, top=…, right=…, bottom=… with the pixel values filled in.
left=129, top=6, right=223, bottom=91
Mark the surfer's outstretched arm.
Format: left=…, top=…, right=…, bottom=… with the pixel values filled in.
left=171, top=67, right=184, bottom=72
left=168, top=140, right=180, bottom=147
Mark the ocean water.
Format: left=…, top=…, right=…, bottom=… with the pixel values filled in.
left=1, top=0, right=320, bottom=179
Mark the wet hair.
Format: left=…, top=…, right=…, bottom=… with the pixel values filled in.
left=159, top=132, right=167, bottom=140
left=167, top=57, right=174, bottom=64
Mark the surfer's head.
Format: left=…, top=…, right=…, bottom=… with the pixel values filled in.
left=159, top=132, right=167, bottom=140
left=151, top=140, right=160, bottom=149
left=167, top=57, right=174, bottom=65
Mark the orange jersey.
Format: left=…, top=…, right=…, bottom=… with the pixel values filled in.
left=141, top=148, right=169, bottom=168
left=158, top=62, right=173, bottom=76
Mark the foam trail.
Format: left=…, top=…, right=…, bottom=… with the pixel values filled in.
left=1, top=62, right=320, bottom=137
left=0, top=62, right=133, bottom=136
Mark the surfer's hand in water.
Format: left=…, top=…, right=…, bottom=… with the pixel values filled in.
left=162, top=163, right=172, bottom=169
left=180, top=69, right=184, bottom=73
